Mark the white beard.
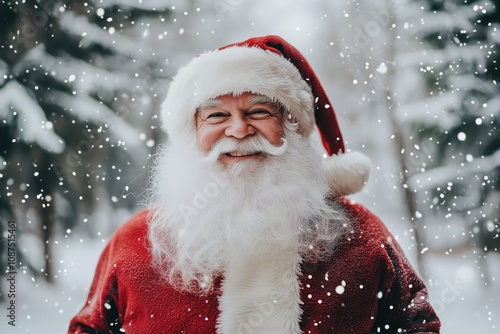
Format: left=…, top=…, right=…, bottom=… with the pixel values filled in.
left=147, top=126, right=350, bottom=294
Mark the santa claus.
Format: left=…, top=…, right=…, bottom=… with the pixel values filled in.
left=69, top=35, right=440, bottom=333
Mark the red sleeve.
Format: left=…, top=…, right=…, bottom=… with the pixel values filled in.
left=67, top=210, right=150, bottom=333
left=341, top=198, right=441, bottom=333
left=67, top=237, right=121, bottom=333
left=376, top=233, right=440, bottom=333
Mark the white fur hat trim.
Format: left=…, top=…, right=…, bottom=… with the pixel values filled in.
left=160, top=46, right=315, bottom=139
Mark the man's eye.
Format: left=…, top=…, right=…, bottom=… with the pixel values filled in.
left=204, top=112, right=229, bottom=123
left=207, top=112, right=228, bottom=118
left=248, top=109, right=272, bottom=118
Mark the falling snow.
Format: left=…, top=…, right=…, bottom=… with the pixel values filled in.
left=0, top=0, right=499, bottom=333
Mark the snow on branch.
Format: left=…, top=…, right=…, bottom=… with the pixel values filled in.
left=59, top=12, right=140, bottom=57
left=42, top=90, right=142, bottom=153
left=410, top=9, right=474, bottom=37
left=395, top=90, right=462, bottom=129
left=15, top=44, right=139, bottom=96
left=397, top=43, right=488, bottom=69
left=407, top=149, right=500, bottom=191
left=0, top=81, right=65, bottom=153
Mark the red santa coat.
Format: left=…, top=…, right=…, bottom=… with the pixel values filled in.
left=68, top=198, right=440, bottom=333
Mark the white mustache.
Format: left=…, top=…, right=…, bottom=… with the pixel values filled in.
left=201, top=135, right=289, bottom=164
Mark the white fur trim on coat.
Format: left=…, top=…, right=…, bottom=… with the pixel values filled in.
left=324, top=151, right=371, bottom=197
left=217, top=250, right=303, bottom=334
left=160, top=46, right=315, bottom=139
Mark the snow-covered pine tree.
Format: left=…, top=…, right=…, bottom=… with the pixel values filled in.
left=0, top=0, right=172, bottom=285
left=398, top=0, right=500, bottom=257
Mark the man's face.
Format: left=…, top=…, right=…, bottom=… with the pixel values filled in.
left=195, top=92, right=284, bottom=164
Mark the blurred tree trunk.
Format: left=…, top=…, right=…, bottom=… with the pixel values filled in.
left=34, top=147, right=55, bottom=283
left=41, top=196, right=55, bottom=284
left=383, top=0, right=426, bottom=276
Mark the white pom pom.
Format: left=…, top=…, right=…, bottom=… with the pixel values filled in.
left=324, top=151, right=371, bottom=197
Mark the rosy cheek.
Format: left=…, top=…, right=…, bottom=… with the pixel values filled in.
left=197, top=127, right=222, bottom=153
left=267, top=122, right=284, bottom=145
left=196, top=134, right=210, bottom=153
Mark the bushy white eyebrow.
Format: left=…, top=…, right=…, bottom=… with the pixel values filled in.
left=198, top=98, right=223, bottom=110
left=249, top=94, right=279, bottom=107
left=197, top=94, right=280, bottom=113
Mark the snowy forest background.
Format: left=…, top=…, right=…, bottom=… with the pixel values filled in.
left=0, top=0, right=499, bottom=333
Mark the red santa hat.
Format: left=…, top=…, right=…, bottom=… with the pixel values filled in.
left=161, top=35, right=370, bottom=197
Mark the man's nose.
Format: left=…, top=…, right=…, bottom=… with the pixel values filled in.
left=224, top=114, right=256, bottom=139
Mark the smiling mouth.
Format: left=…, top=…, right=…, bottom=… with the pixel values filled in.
left=223, top=151, right=263, bottom=158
